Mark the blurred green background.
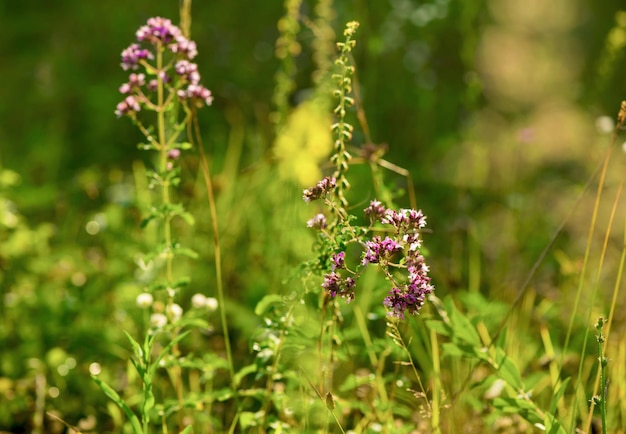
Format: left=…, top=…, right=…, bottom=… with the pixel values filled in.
left=2, top=0, right=626, bottom=431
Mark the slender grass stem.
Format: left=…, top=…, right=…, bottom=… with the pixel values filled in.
left=191, top=111, right=239, bottom=432
left=566, top=110, right=624, bottom=431
left=430, top=327, right=441, bottom=434
left=584, top=171, right=624, bottom=433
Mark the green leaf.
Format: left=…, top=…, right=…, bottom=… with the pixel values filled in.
left=179, top=142, right=193, bottom=150
left=213, top=387, right=235, bottom=401
left=254, top=295, right=284, bottom=316
left=549, top=377, right=570, bottom=416
left=179, top=211, right=195, bottom=225
left=440, top=342, right=468, bottom=358
left=149, top=331, right=191, bottom=379
left=144, top=386, right=155, bottom=414
left=92, top=376, right=143, bottom=434
left=174, top=247, right=198, bottom=259
left=495, top=351, right=524, bottom=391
left=124, top=331, right=144, bottom=361
left=239, top=411, right=261, bottom=428
left=543, top=412, right=567, bottom=434
left=233, top=364, right=258, bottom=388
left=172, top=276, right=191, bottom=289
left=128, top=357, right=145, bottom=378
left=140, top=214, right=157, bottom=228
left=138, top=142, right=157, bottom=151
left=178, top=317, right=211, bottom=329
left=445, top=297, right=481, bottom=347
left=425, top=319, right=450, bottom=336
left=180, top=426, right=194, bottom=434
left=492, top=397, right=542, bottom=424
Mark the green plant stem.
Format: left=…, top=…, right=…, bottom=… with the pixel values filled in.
left=353, top=305, right=392, bottom=422
left=388, top=322, right=431, bottom=414
left=599, top=344, right=607, bottom=434
left=430, top=327, right=442, bottom=434
left=156, top=47, right=173, bottom=284
left=192, top=111, right=239, bottom=432
left=566, top=116, right=620, bottom=431
left=259, top=304, right=292, bottom=433
left=155, top=42, right=185, bottom=429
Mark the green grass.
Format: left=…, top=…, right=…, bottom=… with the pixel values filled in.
left=1, top=2, right=626, bottom=433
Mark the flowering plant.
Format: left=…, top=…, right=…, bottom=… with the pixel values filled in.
left=93, top=17, right=218, bottom=434
left=302, top=21, right=433, bottom=320
left=305, top=185, right=433, bottom=319
left=115, top=16, right=212, bottom=120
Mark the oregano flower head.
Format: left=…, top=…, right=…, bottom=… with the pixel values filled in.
left=305, top=190, right=434, bottom=319
left=115, top=16, right=212, bottom=118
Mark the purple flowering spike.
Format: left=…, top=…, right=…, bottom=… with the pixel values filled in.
left=307, top=213, right=327, bottom=229
left=331, top=252, right=345, bottom=271
left=303, top=177, right=337, bottom=202
left=364, top=200, right=387, bottom=222
left=121, top=43, right=153, bottom=71
left=116, top=17, right=214, bottom=118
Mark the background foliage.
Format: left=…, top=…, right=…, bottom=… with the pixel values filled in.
left=2, top=0, right=626, bottom=432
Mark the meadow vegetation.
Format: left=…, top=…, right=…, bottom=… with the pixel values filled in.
left=1, top=1, right=626, bottom=433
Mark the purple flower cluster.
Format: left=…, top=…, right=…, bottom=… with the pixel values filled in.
left=364, top=201, right=432, bottom=319
left=115, top=17, right=212, bottom=118
left=121, top=44, right=153, bottom=71
left=307, top=213, right=327, bottom=230
left=322, top=252, right=356, bottom=302
left=325, top=200, right=432, bottom=319
left=302, top=177, right=337, bottom=203
left=365, top=200, right=427, bottom=231
left=362, top=236, right=403, bottom=265
left=383, top=252, right=432, bottom=319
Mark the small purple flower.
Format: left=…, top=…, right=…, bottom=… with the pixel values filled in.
left=381, top=242, right=433, bottom=319
left=383, top=278, right=433, bottom=319
left=381, top=209, right=403, bottom=227
left=121, top=43, right=153, bottom=71
left=382, top=208, right=426, bottom=230
left=117, top=17, right=213, bottom=117
left=364, top=200, right=386, bottom=222
left=322, top=272, right=342, bottom=297
left=362, top=236, right=402, bottom=265
left=380, top=237, right=402, bottom=254
left=322, top=272, right=355, bottom=302
left=178, top=84, right=214, bottom=107
left=167, top=149, right=181, bottom=160
left=119, top=73, right=146, bottom=94
left=119, top=83, right=132, bottom=94
left=406, top=209, right=426, bottom=228
left=174, top=60, right=199, bottom=80
left=115, top=95, right=141, bottom=118
left=136, top=17, right=181, bottom=44
left=307, top=213, right=327, bottom=229
left=129, top=73, right=146, bottom=87
left=303, top=177, right=337, bottom=202
left=403, top=232, right=422, bottom=252
left=331, top=252, right=345, bottom=271
left=362, top=237, right=381, bottom=264
left=171, top=35, right=198, bottom=59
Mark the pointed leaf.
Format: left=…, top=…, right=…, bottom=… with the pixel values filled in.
left=233, top=364, right=258, bottom=388
left=549, top=377, right=570, bottom=416
left=445, top=297, right=481, bottom=346
left=254, top=295, right=284, bottom=316
left=124, top=331, right=144, bottom=360
left=149, top=331, right=191, bottom=378
left=495, top=350, right=524, bottom=391
left=179, top=211, right=195, bottom=226
left=92, top=376, right=143, bottom=434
